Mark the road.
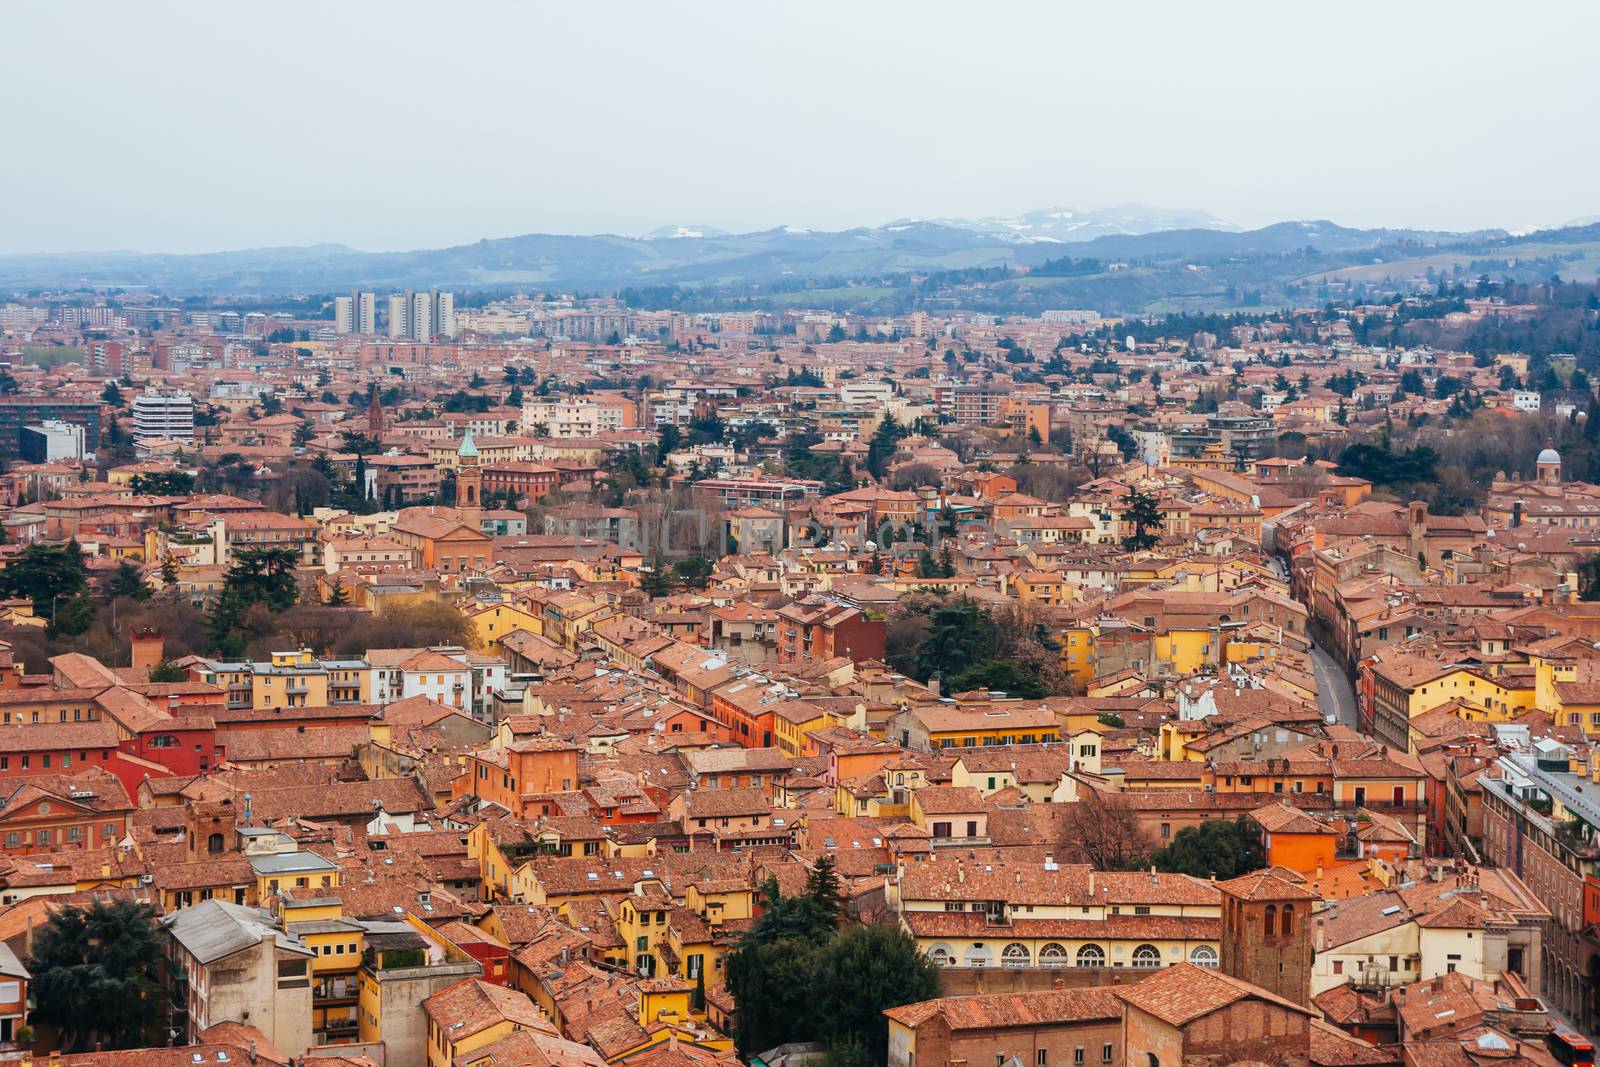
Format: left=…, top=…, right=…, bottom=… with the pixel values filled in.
left=1310, top=642, right=1359, bottom=728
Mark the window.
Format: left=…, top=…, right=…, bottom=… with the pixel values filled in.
left=1040, top=943, right=1068, bottom=968
left=1075, top=944, right=1104, bottom=968
left=1002, top=943, right=1030, bottom=968
left=1131, top=944, right=1161, bottom=968
left=1103, top=1045, right=1113, bottom=1063
left=1074, top=1049, right=1085, bottom=1065
left=208, top=833, right=225, bottom=854
left=927, top=946, right=954, bottom=967
left=1037, top=1052, right=1048, bottom=1067
left=1281, top=904, right=1294, bottom=936
left=1189, top=945, right=1218, bottom=968
left=1332, top=960, right=1344, bottom=975
left=1264, top=904, right=1277, bottom=937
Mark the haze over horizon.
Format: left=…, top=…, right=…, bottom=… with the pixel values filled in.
left=3, top=0, right=1597, bottom=254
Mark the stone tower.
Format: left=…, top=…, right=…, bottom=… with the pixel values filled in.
left=456, top=430, right=482, bottom=531
left=1217, top=865, right=1317, bottom=1006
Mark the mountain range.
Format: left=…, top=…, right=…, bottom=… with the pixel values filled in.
left=1, top=207, right=1597, bottom=314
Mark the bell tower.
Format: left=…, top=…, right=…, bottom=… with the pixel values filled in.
left=1217, top=866, right=1316, bottom=1005
left=456, top=431, right=482, bottom=530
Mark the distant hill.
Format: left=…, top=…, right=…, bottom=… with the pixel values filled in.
left=0, top=210, right=1595, bottom=312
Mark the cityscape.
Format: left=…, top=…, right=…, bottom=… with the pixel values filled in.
left=2, top=5, right=1600, bottom=1067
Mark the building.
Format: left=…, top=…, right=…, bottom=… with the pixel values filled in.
left=1217, top=866, right=1316, bottom=1006
left=387, top=289, right=455, bottom=341
left=132, top=389, right=196, bottom=446
left=161, top=900, right=316, bottom=1056
left=334, top=290, right=377, bottom=335
left=775, top=598, right=886, bottom=665
left=19, top=420, right=85, bottom=462
left=0, top=399, right=101, bottom=462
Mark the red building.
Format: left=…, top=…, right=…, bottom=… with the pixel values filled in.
left=481, top=462, right=561, bottom=505
left=776, top=598, right=886, bottom=665
left=0, top=721, right=121, bottom=778
left=0, top=768, right=135, bottom=855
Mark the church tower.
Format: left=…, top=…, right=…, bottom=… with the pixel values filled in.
left=1217, top=866, right=1316, bottom=1006
left=367, top=383, right=385, bottom=438
left=457, top=431, right=482, bottom=531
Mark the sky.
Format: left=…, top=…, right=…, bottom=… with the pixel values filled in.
left=3, top=1, right=1597, bottom=254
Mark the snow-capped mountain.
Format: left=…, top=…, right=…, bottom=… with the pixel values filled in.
left=916, top=204, right=1240, bottom=244
left=642, top=225, right=732, bottom=240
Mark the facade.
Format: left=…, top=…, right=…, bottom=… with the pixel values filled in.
left=132, top=389, right=197, bottom=446
left=19, top=420, right=85, bottom=462
left=0, top=399, right=101, bottom=461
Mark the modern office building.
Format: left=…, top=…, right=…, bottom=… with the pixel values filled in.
left=0, top=399, right=101, bottom=462
left=132, top=389, right=196, bottom=446
left=19, top=420, right=86, bottom=463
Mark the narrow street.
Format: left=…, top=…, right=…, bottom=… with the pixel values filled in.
left=1310, top=642, right=1359, bottom=729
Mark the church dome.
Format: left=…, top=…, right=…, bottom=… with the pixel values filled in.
left=1537, top=448, right=1561, bottom=465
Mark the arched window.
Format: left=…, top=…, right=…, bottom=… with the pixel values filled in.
left=964, top=944, right=993, bottom=969
left=1075, top=943, right=1105, bottom=968
left=1040, top=943, right=1069, bottom=968
left=1002, top=943, right=1030, bottom=968
left=207, top=833, right=225, bottom=854
left=927, top=945, right=955, bottom=968
left=1264, top=904, right=1277, bottom=938
left=1132, top=944, right=1161, bottom=968
left=1148, top=1054, right=1160, bottom=1067
left=1282, top=904, right=1295, bottom=936
left=1190, top=945, right=1218, bottom=968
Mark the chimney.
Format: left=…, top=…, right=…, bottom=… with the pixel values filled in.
left=129, top=627, right=166, bottom=674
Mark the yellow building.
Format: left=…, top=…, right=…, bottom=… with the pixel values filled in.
left=471, top=602, right=546, bottom=649
left=898, top=862, right=1221, bottom=971
left=422, top=978, right=551, bottom=1067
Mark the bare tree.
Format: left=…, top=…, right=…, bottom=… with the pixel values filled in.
left=1058, top=789, right=1154, bottom=870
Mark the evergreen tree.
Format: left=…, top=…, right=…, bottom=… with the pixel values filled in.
left=29, top=900, right=161, bottom=1051
left=107, top=559, right=151, bottom=601
left=1119, top=490, right=1163, bottom=551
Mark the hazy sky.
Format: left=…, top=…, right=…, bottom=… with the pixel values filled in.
left=4, top=1, right=1597, bottom=253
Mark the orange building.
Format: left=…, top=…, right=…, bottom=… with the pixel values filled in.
left=458, top=739, right=581, bottom=818
left=1249, top=802, right=1338, bottom=875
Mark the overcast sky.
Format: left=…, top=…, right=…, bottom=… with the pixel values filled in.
left=4, top=1, right=1596, bottom=253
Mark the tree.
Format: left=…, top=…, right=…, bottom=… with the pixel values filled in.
left=50, top=593, right=96, bottom=637
left=673, top=556, right=714, bottom=590
left=1057, top=790, right=1153, bottom=870
left=803, top=855, right=844, bottom=931
left=912, top=599, right=994, bottom=683
left=324, top=577, right=350, bottom=606
left=1120, top=489, right=1162, bottom=551
left=1150, top=817, right=1263, bottom=879
left=639, top=554, right=676, bottom=599
left=0, top=543, right=87, bottom=617
left=209, top=546, right=300, bottom=652
left=28, top=899, right=161, bottom=1051
left=811, top=925, right=940, bottom=1065
left=147, top=660, right=189, bottom=683
left=129, top=470, right=195, bottom=496
left=945, top=658, right=1047, bottom=699
left=101, top=381, right=123, bottom=405
left=106, top=560, right=151, bottom=601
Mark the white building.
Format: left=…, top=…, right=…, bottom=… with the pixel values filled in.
left=20, top=420, right=85, bottom=462
left=131, top=389, right=196, bottom=445
left=334, top=290, right=377, bottom=335
left=385, top=289, right=455, bottom=342
left=1513, top=390, right=1541, bottom=412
